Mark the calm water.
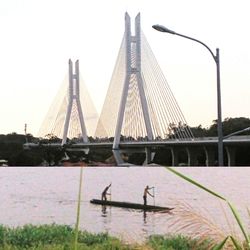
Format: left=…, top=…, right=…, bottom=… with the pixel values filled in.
left=0, top=167, right=250, bottom=241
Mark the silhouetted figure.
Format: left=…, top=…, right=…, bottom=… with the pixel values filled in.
left=101, top=183, right=111, bottom=201
left=143, top=185, right=154, bottom=206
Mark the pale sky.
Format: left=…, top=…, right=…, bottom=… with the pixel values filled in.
left=1, top=0, right=250, bottom=136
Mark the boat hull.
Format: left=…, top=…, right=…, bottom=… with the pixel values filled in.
left=90, top=199, right=173, bottom=211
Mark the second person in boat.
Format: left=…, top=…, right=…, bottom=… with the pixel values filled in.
left=101, top=183, right=111, bottom=201
left=143, top=185, right=154, bottom=205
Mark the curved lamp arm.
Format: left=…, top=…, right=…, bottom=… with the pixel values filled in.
left=152, top=24, right=217, bottom=62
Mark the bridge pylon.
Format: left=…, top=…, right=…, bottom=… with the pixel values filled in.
left=62, top=59, right=88, bottom=145
left=113, top=13, right=154, bottom=164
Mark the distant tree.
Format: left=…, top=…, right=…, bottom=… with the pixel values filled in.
left=222, top=117, right=250, bottom=136
left=207, top=117, right=250, bottom=137
left=190, top=125, right=208, bottom=137
left=9, top=150, right=43, bottom=166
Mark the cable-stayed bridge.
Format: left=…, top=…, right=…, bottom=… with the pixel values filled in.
left=33, top=13, right=250, bottom=166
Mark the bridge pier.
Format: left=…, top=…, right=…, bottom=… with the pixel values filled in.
left=225, top=146, right=236, bottom=166
left=170, top=146, right=212, bottom=166
left=170, top=146, right=203, bottom=166
left=112, top=149, right=125, bottom=166
left=170, top=147, right=178, bottom=166
left=186, top=146, right=204, bottom=166
left=204, top=146, right=216, bottom=166
left=144, top=147, right=155, bottom=165
left=170, top=147, right=187, bottom=166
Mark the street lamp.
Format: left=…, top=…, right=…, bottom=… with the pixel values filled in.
left=152, top=24, right=224, bottom=166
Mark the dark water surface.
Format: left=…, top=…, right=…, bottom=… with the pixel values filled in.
left=0, top=167, right=250, bottom=241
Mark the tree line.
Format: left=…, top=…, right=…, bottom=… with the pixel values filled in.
left=0, top=117, right=250, bottom=166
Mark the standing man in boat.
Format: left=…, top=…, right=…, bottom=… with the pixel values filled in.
left=101, top=183, right=111, bottom=201
left=143, top=185, right=154, bottom=206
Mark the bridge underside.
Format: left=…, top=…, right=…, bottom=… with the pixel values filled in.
left=113, top=144, right=240, bottom=166
left=25, top=138, right=250, bottom=166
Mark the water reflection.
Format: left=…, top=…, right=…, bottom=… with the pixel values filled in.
left=101, top=205, right=107, bottom=216
left=143, top=211, right=147, bottom=224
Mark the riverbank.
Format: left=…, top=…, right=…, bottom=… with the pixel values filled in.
left=0, top=224, right=211, bottom=250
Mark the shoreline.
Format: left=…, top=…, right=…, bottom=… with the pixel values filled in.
left=0, top=223, right=211, bottom=250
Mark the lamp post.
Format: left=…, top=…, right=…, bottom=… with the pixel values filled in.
left=152, top=24, right=224, bottom=166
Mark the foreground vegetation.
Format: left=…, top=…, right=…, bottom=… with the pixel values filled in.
left=0, top=224, right=212, bottom=250
left=165, top=167, right=250, bottom=250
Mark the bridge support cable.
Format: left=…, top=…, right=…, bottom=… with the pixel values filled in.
left=94, top=38, right=126, bottom=139
left=38, top=60, right=99, bottom=143
left=38, top=78, right=68, bottom=139
left=141, top=32, right=193, bottom=139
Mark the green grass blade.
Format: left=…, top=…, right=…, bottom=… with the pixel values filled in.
left=247, top=207, right=250, bottom=219
left=74, top=167, right=84, bottom=250
left=165, top=167, right=226, bottom=200
left=229, top=236, right=243, bottom=250
left=212, top=236, right=229, bottom=250
left=227, top=202, right=250, bottom=247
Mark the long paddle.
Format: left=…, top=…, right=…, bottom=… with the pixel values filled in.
left=109, top=182, right=112, bottom=201
left=152, top=187, right=155, bottom=206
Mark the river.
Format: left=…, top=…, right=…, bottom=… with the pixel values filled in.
left=0, top=167, right=250, bottom=242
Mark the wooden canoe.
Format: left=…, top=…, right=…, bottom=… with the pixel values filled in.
left=90, top=199, right=173, bottom=211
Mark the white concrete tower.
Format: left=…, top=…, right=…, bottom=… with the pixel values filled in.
left=62, top=59, right=88, bottom=145
left=113, top=13, right=153, bottom=150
